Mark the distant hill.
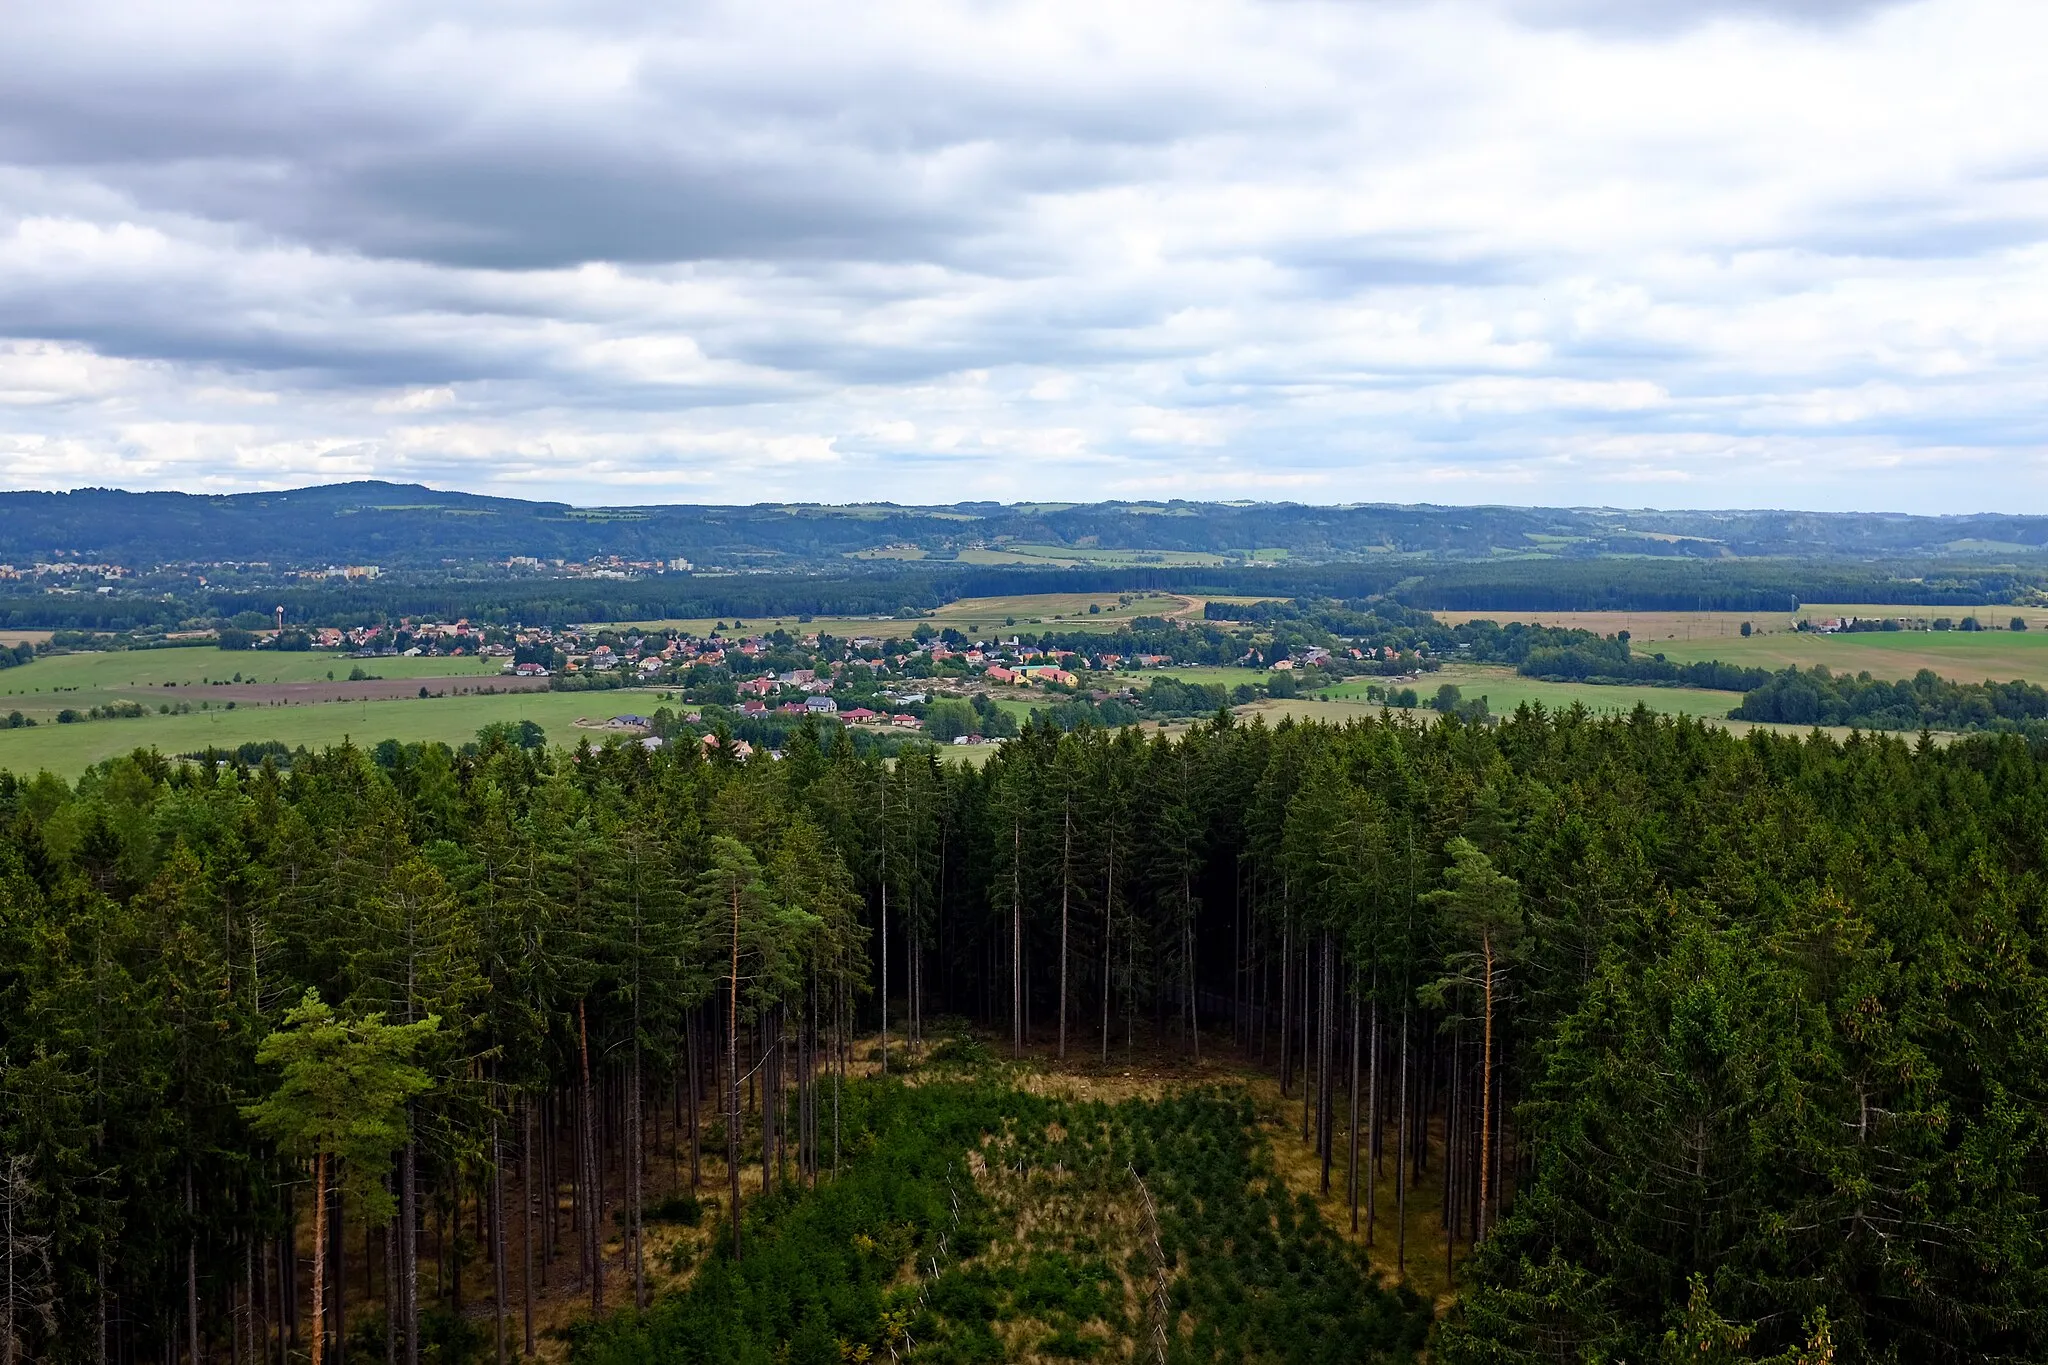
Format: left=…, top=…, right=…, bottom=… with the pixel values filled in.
left=6, top=482, right=2048, bottom=569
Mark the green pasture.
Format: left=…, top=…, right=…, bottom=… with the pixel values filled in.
left=0, top=687, right=676, bottom=778
left=1108, top=664, right=1271, bottom=687
left=1652, top=628, right=2048, bottom=685
left=0, top=646, right=498, bottom=702
left=1321, top=666, right=1742, bottom=723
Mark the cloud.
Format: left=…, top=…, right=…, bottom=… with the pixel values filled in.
left=0, top=0, right=2044, bottom=512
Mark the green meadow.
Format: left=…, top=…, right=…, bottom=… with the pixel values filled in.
left=0, top=645, right=499, bottom=702
left=0, top=686, right=673, bottom=777
left=1652, top=627, right=2048, bottom=685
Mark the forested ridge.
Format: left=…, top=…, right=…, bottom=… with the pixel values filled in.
left=3, top=706, right=2047, bottom=1363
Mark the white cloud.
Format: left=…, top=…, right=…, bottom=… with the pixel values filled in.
left=0, top=0, right=2043, bottom=510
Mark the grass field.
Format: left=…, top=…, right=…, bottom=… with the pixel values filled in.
left=1651, top=628, right=2048, bottom=684
left=0, top=686, right=678, bottom=777
left=1111, top=664, right=1272, bottom=687
left=1238, top=683, right=1870, bottom=742
left=1322, top=665, right=1744, bottom=722
left=0, top=646, right=499, bottom=696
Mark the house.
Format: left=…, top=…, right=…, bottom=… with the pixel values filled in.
left=780, top=669, right=816, bottom=684
left=1019, top=665, right=1076, bottom=686
left=740, top=700, right=767, bottom=716
left=513, top=662, right=550, bottom=678
left=804, top=696, right=839, bottom=714
left=608, top=715, right=652, bottom=730
left=840, top=707, right=881, bottom=723
left=986, top=666, right=1020, bottom=684
left=891, top=714, right=922, bottom=729
left=637, top=657, right=666, bottom=677
left=737, top=676, right=775, bottom=697
left=699, top=734, right=753, bottom=760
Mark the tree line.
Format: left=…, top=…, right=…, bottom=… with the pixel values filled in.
left=3, top=703, right=2047, bottom=1361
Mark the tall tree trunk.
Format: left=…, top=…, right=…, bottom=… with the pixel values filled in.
left=1479, top=934, right=1495, bottom=1244
left=1348, top=977, right=1361, bottom=1234
left=1278, top=911, right=1293, bottom=1097
left=630, top=1040, right=644, bottom=1310
left=1366, top=997, right=1380, bottom=1244
left=310, top=1155, right=327, bottom=1365
left=492, top=1121, right=507, bottom=1365
left=727, top=883, right=744, bottom=1261
left=1396, top=1009, right=1409, bottom=1277
left=401, top=1138, right=417, bottom=1365
left=686, top=1010, right=702, bottom=1189
left=1100, top=828, right=1114, bottom=1064
left=331, top=1174, right=345, bottom=1365
left=187, top=1168, right=200, bottom=1365
left=578, top=1002, right=602, bottom=1312
left=1011, top=814, right=1023, bottom=1056
left=1058, top=793, right=1070, bottom=1061
left=1300, top=939, right=1314, bottom=1143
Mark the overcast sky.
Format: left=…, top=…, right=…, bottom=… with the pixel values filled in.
left=1, top=0, right=2044, bottom=510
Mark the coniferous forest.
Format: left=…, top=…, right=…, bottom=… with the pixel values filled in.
left=3, top=706, right=2047, bottom=1363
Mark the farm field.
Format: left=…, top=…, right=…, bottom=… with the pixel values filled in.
left=1652, top=627, right=2048, bottom=684
left=0, top=685, right=681, bottom=777
left=1110, top=663, right=1271, bottom=688
left=1322, top=666, right=1744, bottom=723
left=1242, top=682, right=1868, bottom=742
left=0, top=645, right=499, bottom=695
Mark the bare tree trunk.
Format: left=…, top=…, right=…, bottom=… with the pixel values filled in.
left=1278, top=908, right=1293, bottom=1096
left=727, top=885, right=744, bottom=1260
left=521, top=1102, right=535, bottom=1357
left=1056, top=794, right=1073, bottom=1064
left=187, top=1168, right=201, bottom=1365
left=1396, top=1009, right=1409, bottom=1277
left=1100, top=827, right=1114, bottom=1064
left=1301, top=939, right=1314, bottom=1143
left=310, top=1156, right=327, bottom=1365
left=492, top=1121, right=507, bottom=1365
left=578, top=1002, right=602, bottom=1312
left=1366, top=997, right=1380, bottom=1244
left=1348, top=977, right=1361, bottom=1233
left=401, top=1139, right=417, bottom=1365
left=630, top=1040, right=644, bottom=1310
left=686, top=1009, right=702, bottom=1189
left=1479, top=936, right=1495, bottom=1244
left=1011, top=814, right=1023, bottom=1056
left=331, top=1175, right=345, bottom=1365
